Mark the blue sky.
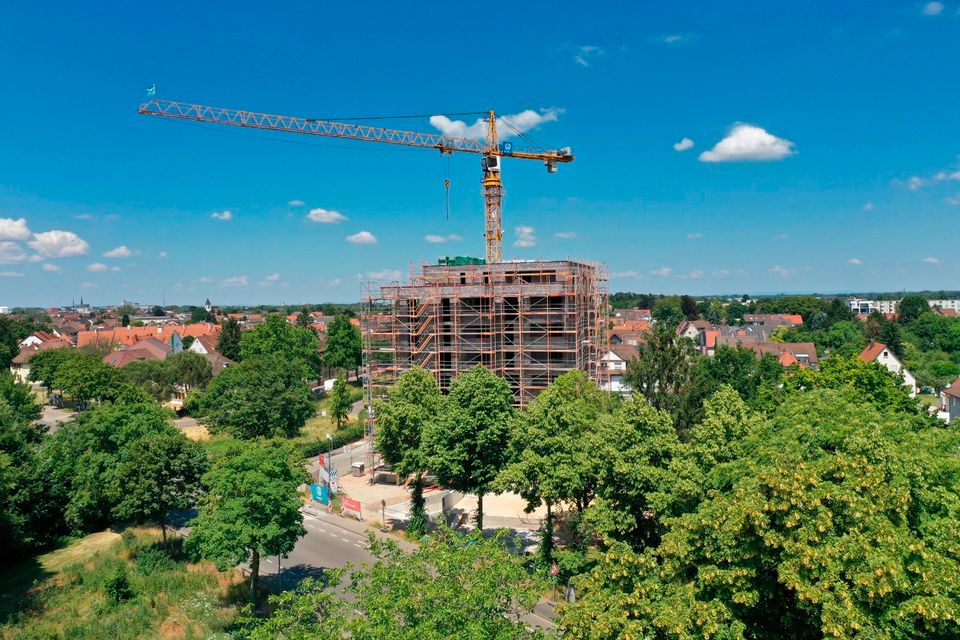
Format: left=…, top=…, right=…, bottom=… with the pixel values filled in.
left=1, top=1, right=958, bottom=306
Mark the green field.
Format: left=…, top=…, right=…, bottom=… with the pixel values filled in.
left=0, top=528, right=244, bottom=639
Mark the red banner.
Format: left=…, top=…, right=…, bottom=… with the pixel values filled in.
left=341, top=496, right=362, bottom=519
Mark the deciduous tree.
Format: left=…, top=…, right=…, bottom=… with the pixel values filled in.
left=374, top=367, right=441, bottom=536
left=323, top=314, right=362, bottom=375
left=187, top=439, right=307, bottom=603
left=240, top=314, right=321, bottom=379
left=217, top=317, right=242, bottom=361
left=328, top=374, right=352, bottom=429
left=424, top=366, right=514, bottom=531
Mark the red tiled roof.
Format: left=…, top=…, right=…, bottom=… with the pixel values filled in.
left=614, top=320, right=652, bottom=332
left=944, top=378, right=960, bottom=400
left=704, top=330, right=720, bottom=349
left=11, top=339, right=72, bottom=364
left=859, top=342, right=888, bottom=363
left=103, top=338, right=171, bottom=367
left=77, top=323, right=219, bottom=348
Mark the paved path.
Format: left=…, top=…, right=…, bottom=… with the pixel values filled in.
left=38, top=405, right=76, bottom=433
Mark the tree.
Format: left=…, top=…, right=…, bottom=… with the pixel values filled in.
left=240, top=314, right=321, bottom=379
left=323, top=314, right=362, bottom=375
left=499, top=371, right=609, bottom=561
left=296, top=306, right=313, bottom=328
left=217, top=316, right=242, bottom=361
left=28, top=347, right=75, bottom=392
left=150, top=305, right=165, bottom=317
left=899, top=295, right=929, bottom=324
left=784, top=355, right=920, bottom=415
left=190, top=307, right=215, bottom=323
left=111, top=430, right=207, bottom=542
left=187, top=439, right=307, bottom=603
left=193, top=355, right=314, bottom=439
left=680, top=295, right=699, bottom=321
left=725, top=300, right=746, bottom=324
left=683, top=346, right=783, bottom=424
left=825, top=296, right=854, bottom=326
left=879, top=318, right=904, bottom=357
left=374, top=367, right=442, bottom=537
left=165, top=350, right=213, bottom=392
left=423, top=366, right=514, bottom=530
left=623, top=323, right=698, bottom=428
left=121, top=313, right=130, bottom=327
left=561, top=390, right=960, bottom=639
left=56, top=353, right=123, bottom=407
left=652, top=296, right=684, bottom=328
left=237, top=528, right=545, bottom=640
left=38, top=402, right=177, bottom=532
left=122, top=359, right=174, bottom=401
left=0, top=370, right=41, bottom=425
left=328, top=374, right=352, bottom=429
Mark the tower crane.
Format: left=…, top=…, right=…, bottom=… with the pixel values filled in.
left=138, top=99, right=574, bottom=263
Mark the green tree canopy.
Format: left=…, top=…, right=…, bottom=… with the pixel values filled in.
left=623, top=322, right=698, bottom=429
left=323, top=314, right=362, bottom=374
left=217, top=317, right=242, bottom=361
left=561, top=389, right=960, bottom=639
left=328, top=373, right=352, bottom=429
left=111, top=429, right=208, bottom=542
left=898, top=295, right=930, bottom=324
left=237, top=528, right=546, bottom=640
left=240, top=314, right=321, bottom=378
left=187, top=439, right=307, bottom=603
left=192, top=355, right=314, bottom=439
left=374, top=367, right=441, bottom=535
left=424, top=366, right=514, bottom=530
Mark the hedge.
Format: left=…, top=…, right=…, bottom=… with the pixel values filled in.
left=301, top=424, right=366, bottom=459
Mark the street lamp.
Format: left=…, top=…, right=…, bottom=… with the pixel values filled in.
left=326, top=433, right=334, bottom=481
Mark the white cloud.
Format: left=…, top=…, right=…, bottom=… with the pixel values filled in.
left=211, top=210, right=233, bottom=221
left=199, top=276, right=214, bottom=284
left=933, top=170, right=960, bottom=181
left=221, top=275, right=248, bottom=287
left=612, top=270, right=641, bottom=278
left=650, top=266, right=672, bottom=277
left=41, top=263, right=61, bottom=272
left=688, top=270, right=704, bottom=279
left=947, top=195, right=960, bottom=206
left=28, top=230, right=89, bottom=257
left=347, top=231, right=378, bottom=245
left=80, top=282, right=97, bottom=289
left=686, top=232, right=702, bottom=240
left=0, top=218, right=31, bottom=241
left=28, top=255, right=42, bottom=263
left=922, top=256, right=940, bottom=264
left=74, top=213, right=95, bottom=221
left=673, top=137, right=695, bottom=152
left=111, top=266, right=121, bottom=272
left=265, top=273, right=281, bottom=282
left=430, top=108, right=561, bottom=141
left=699, top=124, right=796, bottom=162
left=288, top=199, right=305, bottom=207
left=863, top=202, right=874, bottom=212
left=713, top=269, right=731, bottom=277
left=573, top=45, right=603, bottom=67
left=103, top=245, right=134, bottom=258
left=87, top=262, right=108, bottom=272
left=514, top=226, right=537, bottom=248
left=770, top=265, right=796, bottom=278
left=0, top=242, right=27, bottom=264
left=776, top=233, right=790, bottom=240
left=0, top=271, right=24, bottom=278
left=922, top=1, right=944, bottom=15
left=424, top=234, right=463, bottom=243
left=903, top=176, right=928, bottom=191
left=368, top=269, right=402, bottom=281
left=158, top=251, right=169, bottom=259
left=848, top=258, right=863, bottom=266
left=323, top=277, right=343, bottom=286
left=555, top=231, right=577, bottom=239
left=306, top=208, right=347, bottom=223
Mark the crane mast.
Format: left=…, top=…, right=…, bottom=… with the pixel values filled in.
left=138, top=99, right=573, bottom=263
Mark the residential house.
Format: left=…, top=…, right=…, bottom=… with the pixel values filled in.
left=859, top=342, right=918, bottom=397
left=613, top=308, right=652, bottom=323
left=18, top=331, right=61, bottom=349
left=103, top=338, right=171, bottom=367
left=201, top=352, right=234, bottom=376
left=743, top=313, right=804, bottom=328
left=598, top=344, right=638, bottom=395
left=188, top=334, right=221, bottom=355
left=608, top=329, right=648, bottom=347
left=929, top=299, right=960, bottom=312
left=77, top=323, right=220, bottom=349
left=9, top=338, right=72, bottom=383
left=715, top=336, right=819, bottom=368
left=941, top=378, right=960, bottom=424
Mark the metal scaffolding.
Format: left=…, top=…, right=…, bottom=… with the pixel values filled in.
left=362, top=259, right=608, bottom=408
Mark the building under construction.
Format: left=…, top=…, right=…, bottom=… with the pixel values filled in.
left=362, top=258, right=608, bottom=407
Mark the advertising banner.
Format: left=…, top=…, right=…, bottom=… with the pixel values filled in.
left=341, top=496, right=362, bottom=520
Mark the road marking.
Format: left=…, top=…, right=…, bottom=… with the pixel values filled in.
left=353, top=543, right=362, bottom=548
left=305, top=522, right=315, bottom=528
left=341, top=537, right=350, bottom=542
left=317, top=527, right=326, bottom=533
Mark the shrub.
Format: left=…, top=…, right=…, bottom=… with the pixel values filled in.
left=301, top=424, right=365, bottom=458
left=135, top=547, right=176, bottom=575
left=104, top=566, right=135, bottom=602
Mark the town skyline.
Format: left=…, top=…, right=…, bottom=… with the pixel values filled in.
left=2, top=1, right=959, bottom=306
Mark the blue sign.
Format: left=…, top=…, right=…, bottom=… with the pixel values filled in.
left=310, top=483, right=330, bottom=505
left=499, top=141, right=513, bottom=154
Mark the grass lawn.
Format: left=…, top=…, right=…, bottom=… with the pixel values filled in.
left=918, top=393, right=940, bottom=411
left=0, top=527, right=244, bottom=639
left=293, top=383, right=365, bottom=447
